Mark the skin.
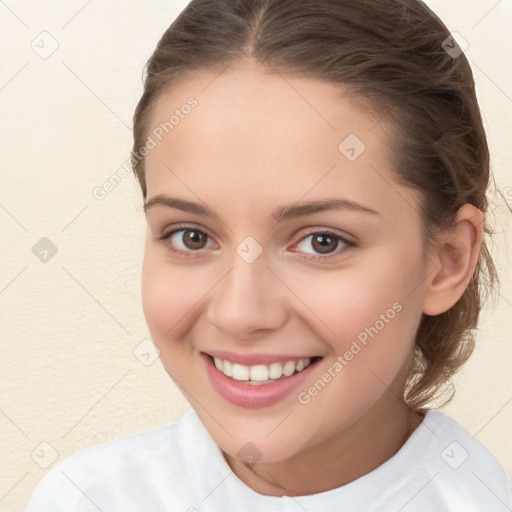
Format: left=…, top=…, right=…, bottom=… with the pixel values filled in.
left=140, top=61, right=483, bottom=497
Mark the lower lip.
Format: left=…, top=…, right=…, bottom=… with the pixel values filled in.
left=201, top=352, right=322, bottom=408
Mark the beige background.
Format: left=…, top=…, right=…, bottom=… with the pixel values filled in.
left=0, top=1, right=511, bottom=510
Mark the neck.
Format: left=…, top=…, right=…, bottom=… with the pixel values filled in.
left=224, top=397, right=425, bottom=497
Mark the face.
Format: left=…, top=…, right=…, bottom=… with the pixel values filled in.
left=141, top=62, right=428, bottom=464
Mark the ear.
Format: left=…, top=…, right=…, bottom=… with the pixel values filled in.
left=422, top=204, right=484, bottom=316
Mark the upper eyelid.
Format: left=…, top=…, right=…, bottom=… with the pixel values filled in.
left=159, top=225, right=219, bottom=249
left=292, top=226, right=355, bottom=242
left=159, top=224, right=354, bottom=243
left=159, top=223, right=213, bottom=239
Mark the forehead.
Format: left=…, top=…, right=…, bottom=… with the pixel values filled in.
left=143, top=63, right=419, bottom=223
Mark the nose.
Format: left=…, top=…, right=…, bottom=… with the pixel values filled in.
left=206, top=255, right=289, bottom=339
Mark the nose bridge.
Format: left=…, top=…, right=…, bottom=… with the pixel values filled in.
left=207, top=247, right=287, bottom=337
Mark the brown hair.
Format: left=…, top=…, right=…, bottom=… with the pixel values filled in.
left=132, top=0, right=498, bottom=409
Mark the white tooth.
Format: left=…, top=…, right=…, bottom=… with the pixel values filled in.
left=223, top=360, right=233, bottom=377
left=296, top=358, right=312, bottom=372
left=268, top=362, right=284, bottom=379
left=213, top=357, right=224, bottom=371
left=282, top=360, right=296, bottom=377
left=249, top=364, right=269, bottom=381
left=232, top=363, right=250, bottom=381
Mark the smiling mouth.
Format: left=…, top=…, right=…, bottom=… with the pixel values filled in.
left=205, top=353, right=324, bottom=385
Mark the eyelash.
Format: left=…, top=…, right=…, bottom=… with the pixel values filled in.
left=155, top=223, right=357, bottom=261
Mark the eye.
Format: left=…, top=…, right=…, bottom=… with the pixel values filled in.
left=156, top=225, right=355, bottom=260
left=294, top=231, right=355, bottom=259
left=156, top=225, right=216, bottom=255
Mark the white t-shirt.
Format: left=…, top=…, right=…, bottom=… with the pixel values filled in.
left=25, top=408, right=512, bottom=511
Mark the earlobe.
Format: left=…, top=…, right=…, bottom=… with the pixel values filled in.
left=422, top=204, right=484, bottom=316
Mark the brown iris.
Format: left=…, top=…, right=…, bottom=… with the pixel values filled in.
left=311, top=233, right=338, bottom=254
left=182, top=229, right=208, bottom=250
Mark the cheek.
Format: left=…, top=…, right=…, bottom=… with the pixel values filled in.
left=141, top=250, right=206, bottom=343
left=289, top=249, right=423, bottom=376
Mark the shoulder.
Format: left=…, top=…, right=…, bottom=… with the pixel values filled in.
left=25, top=409, right=203, bottom=511
left=424, top=409, right=507, bottom=472
left=415, top=409, right=512, bottom=508
left=61, top=408, right=196, bottom=470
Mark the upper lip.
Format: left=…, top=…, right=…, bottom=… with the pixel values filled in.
left=203, top=350, right=322, bottom=366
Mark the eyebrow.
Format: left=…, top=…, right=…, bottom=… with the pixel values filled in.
left=143, top=194, right=379, bottom=221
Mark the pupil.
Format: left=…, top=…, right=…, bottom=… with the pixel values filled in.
left=184, top=230, right=207, bottom=249
left=312, top=233, right=337, bottom=254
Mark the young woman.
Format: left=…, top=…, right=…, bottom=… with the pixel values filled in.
left=26, top=0, right=512, bottom=509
